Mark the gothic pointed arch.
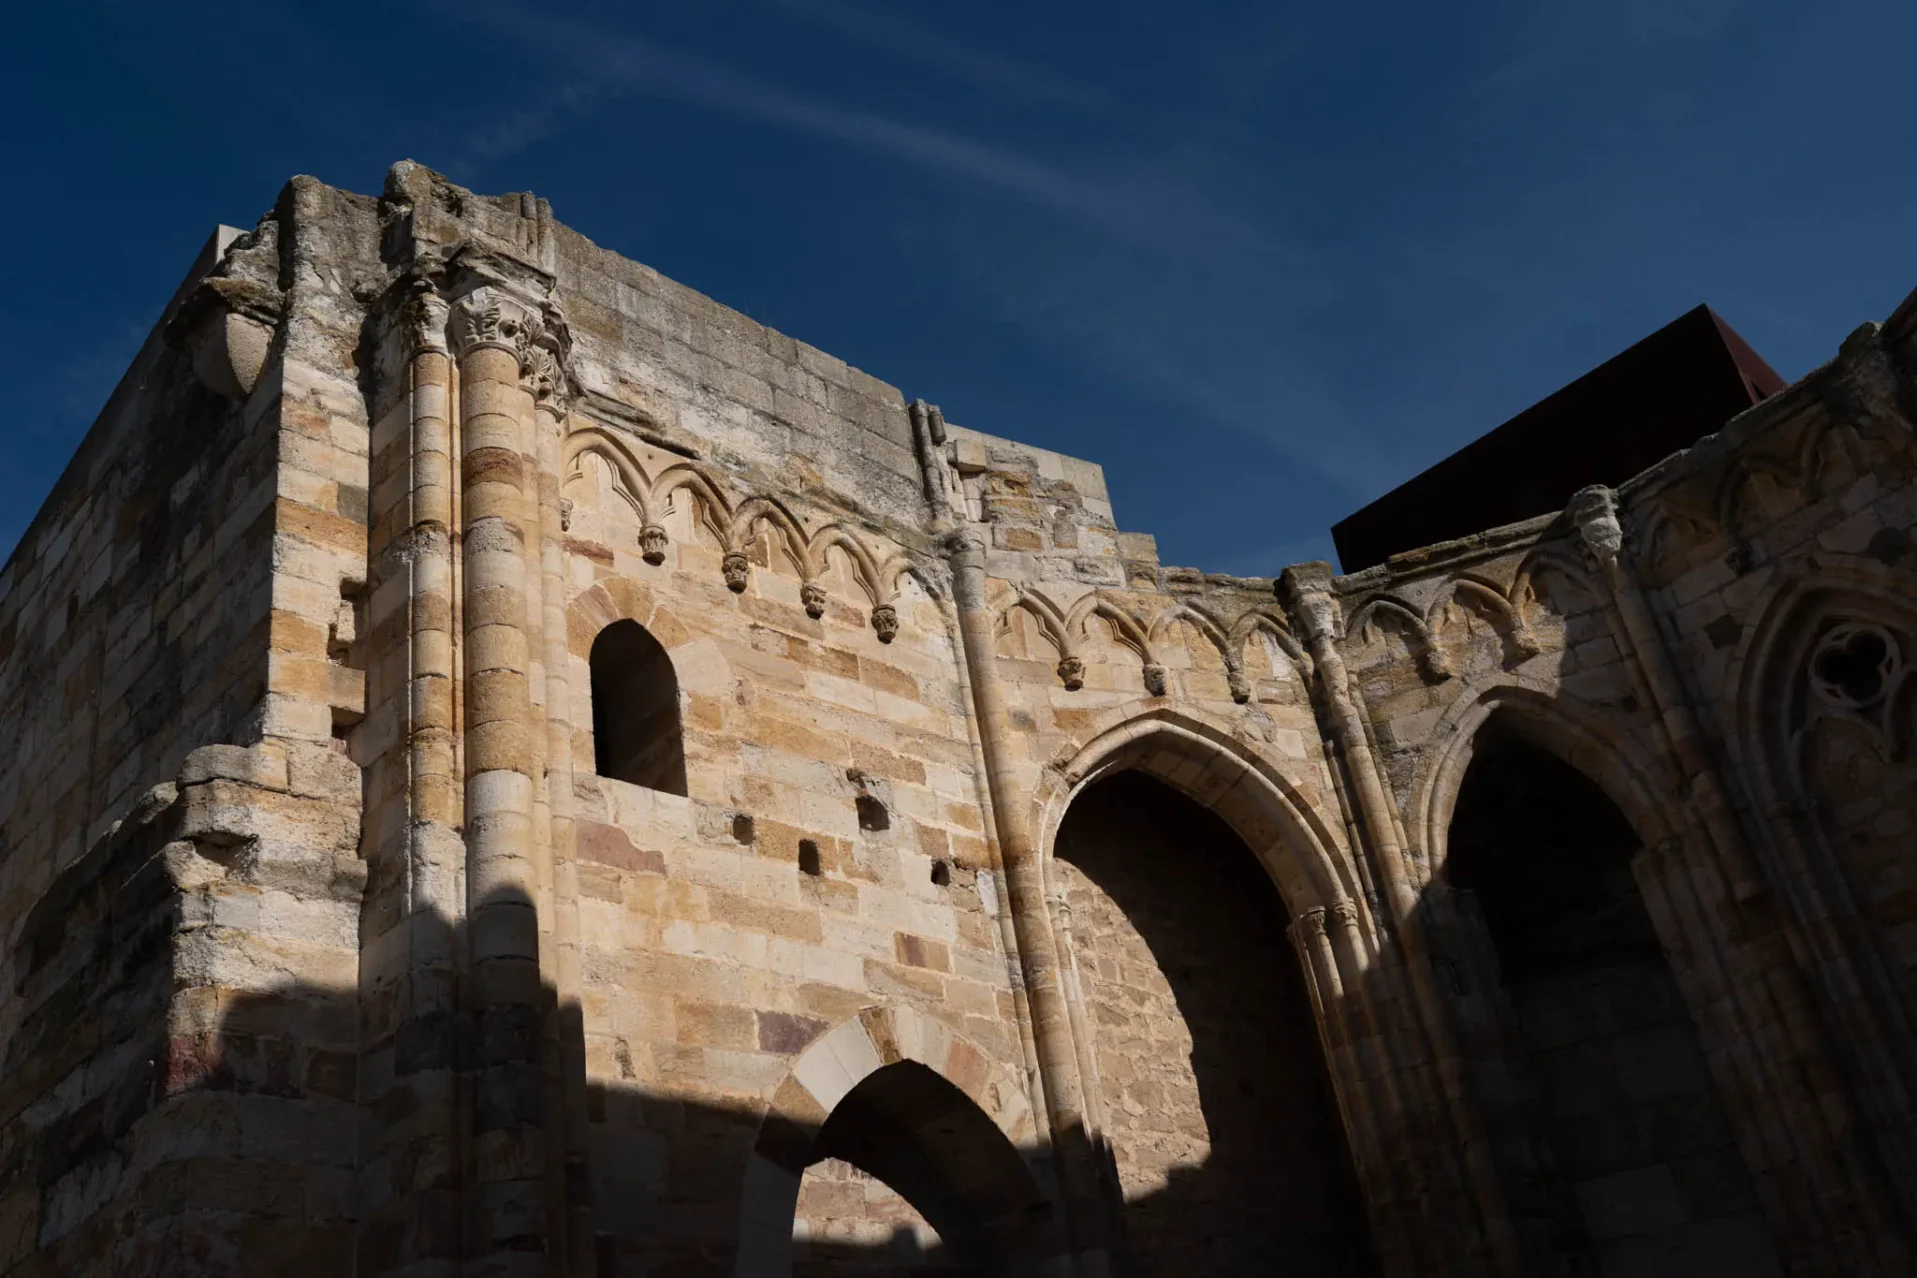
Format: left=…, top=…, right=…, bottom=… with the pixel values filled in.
left=561, top=425, right=656, bottom=525
left=1036, top=704, right=1364, bottom=925
left=1349, top=593, right=1452, bottom=681
left=1045, top=715, right=1378, bottom=1273
left=1730, top=553, right=1917, bottom=1030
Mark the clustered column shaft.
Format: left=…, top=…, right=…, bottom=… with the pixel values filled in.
left=943, top=528, right=1112, bottom=1271
left=448, top=284, right=553, bottom=1269
left=1284, top=562, right=1527, bottom=1277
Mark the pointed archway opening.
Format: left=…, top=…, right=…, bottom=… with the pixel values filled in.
left=1054, top=769, right=1377, bottom=1275
left=790, top=1060, right=1056, bottom=1276
left=1446, top=722, right=1782, bottom=1274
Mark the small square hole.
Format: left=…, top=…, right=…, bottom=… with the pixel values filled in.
left=732, top=813, right=755, bottom=845
left=798, top=839, right=822, bottom=876
left=930, top=859, right=951, bottom=887
left=856, top=795, right=890, bottom=832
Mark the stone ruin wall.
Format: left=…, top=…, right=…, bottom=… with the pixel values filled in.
left=0, top=159, right=1916, bottom=1276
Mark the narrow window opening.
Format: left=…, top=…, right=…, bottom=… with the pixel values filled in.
left=732, top=813, right=756, bottom=845
left=930, top=859, right=951, bottom=887
left=798, top=839, right=823, bottom=877
left=589, top=619, right=688, bottom=795
left=856, top=794, right=890, bottom=832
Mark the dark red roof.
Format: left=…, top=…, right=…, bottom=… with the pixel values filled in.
left=1331, top=306, right=1783, bottom=573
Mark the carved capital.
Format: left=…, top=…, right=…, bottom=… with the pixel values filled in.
left=446, top=285, right=543, bottom=364
left=402, top=280, right=450, bottom=356
left=1329, top=899, right=1360, bottom=930
left=1280, top=568, right=1341, bottom=648
left=1570, top=485, right=1624, bottom=566
left=941, top=528, right=988, bottom=561
left=1288, top=906, right=1329, bottom=943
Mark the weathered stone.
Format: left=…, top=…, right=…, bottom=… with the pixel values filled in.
left=5, top=160, right=1916, bottom=1278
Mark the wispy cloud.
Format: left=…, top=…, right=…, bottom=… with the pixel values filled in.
left=432, top=1, right=1386, bottom=497
left=765, top=0, right=1109, bottom=111
left=441, top=0, right=1307, bottom=280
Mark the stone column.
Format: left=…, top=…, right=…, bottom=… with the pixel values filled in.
left=1571, top=485, right=1914, bottom=1271
left=448, top=284, right=552, bottom=1270
left=1288, top=904, right=1421, bottom=1277
left=943, top=528, right=1112, bottom=1275
left=529, top=326, right=595, bottom=1277
left=1282, top=561, right=1526, bottom=1277
left=365, top=280, right=467, bottom=1277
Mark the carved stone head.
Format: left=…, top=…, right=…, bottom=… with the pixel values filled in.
left=801, top=581, right=828, bottom=619
left=1056, top=655, right=1086, bottom=691
left=721, top=550, right=751, bottom=593
left=640, top=524, right=670, bottom=565
left=1570, top=485, right=1624, bottom=564
left=870, top=604, right=899, bottom=643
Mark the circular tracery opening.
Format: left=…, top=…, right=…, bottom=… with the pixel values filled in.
left=1811, top=623, right=1898, bottom=709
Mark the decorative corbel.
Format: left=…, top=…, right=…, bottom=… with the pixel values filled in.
left=167, top=275, right=284, bottom=401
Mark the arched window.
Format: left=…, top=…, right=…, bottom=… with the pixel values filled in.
left=589, top=619, right=687, bottom=795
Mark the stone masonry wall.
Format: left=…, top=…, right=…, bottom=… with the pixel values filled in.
left=5, top=160, right=1917, bottom=1277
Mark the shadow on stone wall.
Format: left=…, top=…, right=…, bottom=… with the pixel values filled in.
left=1, top=770, right=1395, bottom=1278
left=1055, top=770, right=1380, bottom=1277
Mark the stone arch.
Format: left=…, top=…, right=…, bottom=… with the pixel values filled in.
left=562, top=428, right=655, bottom=525
left=1408, top=678, right=1678, bottom=884
left=726, top=494, right=812, bottom=574
left=1036, top=703, right=1364, bottom=926
left=806, top=524, right=883, bottom=606
left=653, top=460, right=733, bottom=545
left=1727, top=550, right=1917, bottom=783
left=1349, top=593, right=1452, bottom=681
left=1227, top=605, right=1310, bottom=678
left=1428, top=682, right=1785, bottom=1273
left=1715, top=451, right=1801, bottom=548
left=1426, top=575, right=1541, bottom=666
left=1042, top=708, right=1380, bottom=1273
left=995, top=588, right=1072, bottom=673
left=1064, top=591, right=1153, bottom=664
left=734, top=1005, right=1047, bottom=1276
left=1510, top=542, right=1601, bottom=628
left=1728, top=552, right=1917, bottom=1071
left=1798, top=415, right=1870, bottom=499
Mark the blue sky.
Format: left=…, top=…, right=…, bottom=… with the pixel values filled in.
left=4, top=0, right=1915, bottom=573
